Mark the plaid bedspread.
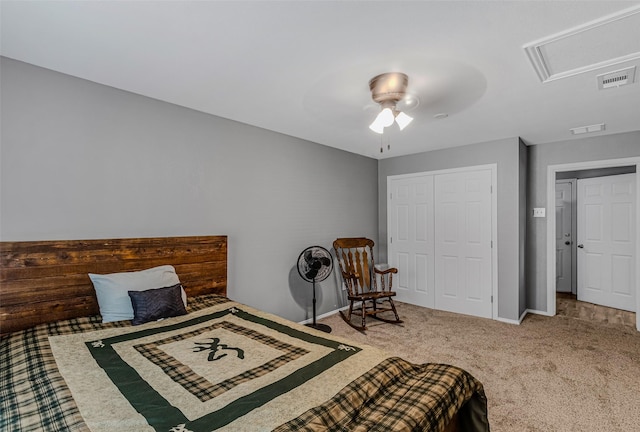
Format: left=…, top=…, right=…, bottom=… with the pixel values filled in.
left=1, top=294, right=489, bottom=432
left=275, top=358, right=489, bottom=432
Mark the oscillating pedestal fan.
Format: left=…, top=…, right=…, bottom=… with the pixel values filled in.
left=297, top=246, right=333, bottom=333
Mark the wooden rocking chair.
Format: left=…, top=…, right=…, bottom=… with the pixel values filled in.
left=333, top=237, right=402, bottom=331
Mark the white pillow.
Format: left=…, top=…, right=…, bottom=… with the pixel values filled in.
left=89, top=265, right=186, bottom=323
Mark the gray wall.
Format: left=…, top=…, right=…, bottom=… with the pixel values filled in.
left=519, top=139, right=528, bottom=315
left=5, top=56, right=638, bottom=324
left=378, top=137, right=524, bottom=321
left=526, top=130, right=640, bottom=311
left=0, top=57, right=378, bottom=322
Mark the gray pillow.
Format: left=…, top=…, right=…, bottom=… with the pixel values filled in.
left=128, top=284, right=187, bottom=325
left=89, top=265, right=186, bottom=323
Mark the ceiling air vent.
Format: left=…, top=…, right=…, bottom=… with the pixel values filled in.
left=523, top=5, right=640, bottom=82
left=570, top=123, right=605, bottom=135
left=597, top=66, right=636, bottom=90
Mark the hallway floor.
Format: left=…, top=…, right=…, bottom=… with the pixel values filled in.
left=556, top=292, right=636, bottom=329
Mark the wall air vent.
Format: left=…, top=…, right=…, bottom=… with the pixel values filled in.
left=597, top=66, right=636, bottom=89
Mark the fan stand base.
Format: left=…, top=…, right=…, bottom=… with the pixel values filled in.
left=305, top=323, right=332, bottom=333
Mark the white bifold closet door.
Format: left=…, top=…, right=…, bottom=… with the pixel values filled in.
left=434, top=170, right=493, bottom=318
left=388, top=175, right=435, bottom=308
left=388, top=168, right=493, bottom=319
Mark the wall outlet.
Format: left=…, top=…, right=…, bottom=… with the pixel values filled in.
left=533, top=208, right=546, bottom=218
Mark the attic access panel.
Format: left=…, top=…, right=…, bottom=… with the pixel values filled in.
left=524, top=5, right=640, bottom=82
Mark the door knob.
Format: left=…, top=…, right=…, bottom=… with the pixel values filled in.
left=577, top=244, right=584, bottom=248
left=564, top=241, right=571, bottom=245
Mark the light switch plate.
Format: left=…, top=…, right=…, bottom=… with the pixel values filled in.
left=533, top=208, right=546, bottom=218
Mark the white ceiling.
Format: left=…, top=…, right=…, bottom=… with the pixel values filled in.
left=2, top=1, right=640, bottom=159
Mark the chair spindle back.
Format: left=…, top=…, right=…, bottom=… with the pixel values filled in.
left=333, top=238, right=377, bottom=296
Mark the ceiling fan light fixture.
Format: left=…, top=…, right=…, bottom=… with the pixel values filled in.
left=369, top=121, right=385, bottom=134
left=394, top=111, right=413, bottom=130
left=368, top=72, right=413, bottom=134
left=378, top=107, right=395, bottom=127
left=369, top=107, right=395, bottom=133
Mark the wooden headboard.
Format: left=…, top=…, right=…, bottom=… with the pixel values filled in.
left=0, top=235, right=227, bottom=335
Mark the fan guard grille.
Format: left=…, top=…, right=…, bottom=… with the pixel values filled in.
left=297, top=246, right=333, bottom=283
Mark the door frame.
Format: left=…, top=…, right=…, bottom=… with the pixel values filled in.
left=387, top=163, right=498, bottom=320
left=546, top=157, right=640, bottom=331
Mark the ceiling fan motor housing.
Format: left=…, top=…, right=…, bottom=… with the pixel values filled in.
left=369, top=72, right=409, bottom=105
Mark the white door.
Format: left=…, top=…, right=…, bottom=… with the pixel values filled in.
left=555, top=181, right=573, bottom=293
left=388, top=175, right=435, bottom=308
left=434, top=170, right=493, bottom=318
left=577, top=173, right=636, bottom=312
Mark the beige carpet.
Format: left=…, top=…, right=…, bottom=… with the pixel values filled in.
left=318, top=302, right=640, bottom=432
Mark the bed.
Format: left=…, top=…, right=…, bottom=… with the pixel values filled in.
left=0, top=235, right=489, bottom=432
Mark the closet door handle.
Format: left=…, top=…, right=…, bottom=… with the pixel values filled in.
left=577, top=244, right=584, bottom=249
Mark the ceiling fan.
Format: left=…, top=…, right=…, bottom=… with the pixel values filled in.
left=368, top=72, right=414, bottom=134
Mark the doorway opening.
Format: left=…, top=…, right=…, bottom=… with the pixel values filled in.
left=547, top=157, right=640, bottom=331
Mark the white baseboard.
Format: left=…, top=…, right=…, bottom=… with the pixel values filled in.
left=495, top=309, right=529, bottom=325
left=525, top=308, right=554, bottom=317
left=494, top=308, right=554, bottom=326
left=494, top=317, right=520, bottom=325
left=301, top=305, right=553, bottom=326
left=298, top=304, right=351, bottom=325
